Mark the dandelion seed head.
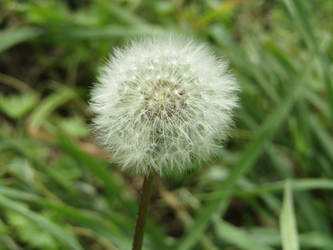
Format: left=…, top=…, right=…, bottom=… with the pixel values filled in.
left=90, top=35, right=239, bottom=175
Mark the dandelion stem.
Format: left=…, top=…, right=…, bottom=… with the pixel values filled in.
left=132, top=173, right=155, bottom=250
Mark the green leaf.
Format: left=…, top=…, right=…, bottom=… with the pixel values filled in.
left=39, top=201, right=132, bottom=250
left=248, top=229, right=333, bottom=249
left=0, top=194, right=83, bottom=250
left=56, top=133, right=124, bottom=202
left=0, top=27, right=41, bottom=53
left=214, top=220, right=274, bottom=250
left=0, top=187, right=132, bottom=249
left=28, top=88, right=77, bottom=129
left=280, top=180, right=299, bottom=250
left=7, top=211, right=57, bottom=249
left=56, top=116, right=89, bottom=138
left=0, top=94, right=38, bottom=119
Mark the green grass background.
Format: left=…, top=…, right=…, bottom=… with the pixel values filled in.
left=0, top=0, right=332, bottom=249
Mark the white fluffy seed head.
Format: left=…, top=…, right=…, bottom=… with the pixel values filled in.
left=90, top=35, right=239, bottom=176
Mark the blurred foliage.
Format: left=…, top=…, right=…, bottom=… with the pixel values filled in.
left=0, top=0, right=333, bottom=249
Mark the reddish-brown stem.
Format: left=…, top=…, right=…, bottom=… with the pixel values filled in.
left=132, top=174, right=155, bottom=250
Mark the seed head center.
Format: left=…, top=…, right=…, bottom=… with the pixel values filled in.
left=142, top=80, right=186, bottom=119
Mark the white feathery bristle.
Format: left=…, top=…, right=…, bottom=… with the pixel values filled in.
left=90, top=35, right=239, bottom=176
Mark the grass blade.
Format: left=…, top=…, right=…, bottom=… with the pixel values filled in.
left=280, top=180, right=299, bottom=250
left=28, top=88, right=77, bottom=130
left=205, top=178, right=333, bottom=199
left=0, top=186, right=132, bottom=249
left=0, top=27, right=41, bottom=53
left=282, top=0, right=333, bottom=118
left=0, top=194, right=83, bottom=250
left=214, top=220, right=274, bottom=250
left=62, top=25, right=161, bottom=40
left=309, top=116, right=333, bottom=162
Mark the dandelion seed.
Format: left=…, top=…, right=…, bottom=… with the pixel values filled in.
left=90, top=35, right=239, bottom=176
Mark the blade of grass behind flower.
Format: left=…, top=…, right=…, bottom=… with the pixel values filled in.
left=309, top=116, right=333, bottom=163
left=282, top=0, right=333, bottom=119
left=209, top=25, right=279, bottom=102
